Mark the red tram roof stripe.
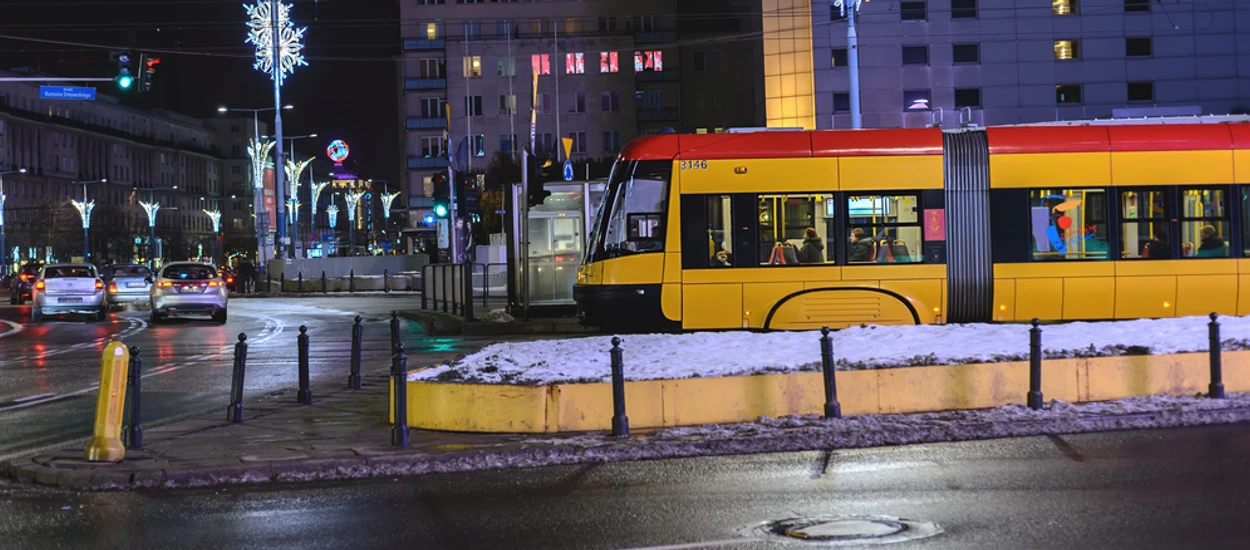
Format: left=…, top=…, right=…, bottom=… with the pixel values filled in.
left=811, top=128, right=944, bottom=156
left=676, top=132, right=814, bottom=159
left=1230, top=124, right=1250, bottom=149
left=987, top=126, right=1109, bottom=154
left=1106, top=124, right=1232, bottom=152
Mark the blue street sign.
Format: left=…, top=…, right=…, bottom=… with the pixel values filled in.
left=563, top=160, right=575, bottom=181
left=39, top=86, right=96, bottom=100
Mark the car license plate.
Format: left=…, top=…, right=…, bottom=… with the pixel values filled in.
left=58, top=297, right=83, bottom=304
left=178, top=286, right=201, bottom=294
left=127, top=282, right=145, bottom=288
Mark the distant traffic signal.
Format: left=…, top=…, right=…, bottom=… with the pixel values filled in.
left=527, top=153, right=553, bottom=207
left=116, top=51, right=133, bottom=90
left=140, top=54, right=160, bottom=92
left=431, top=173, right=450, bottom=218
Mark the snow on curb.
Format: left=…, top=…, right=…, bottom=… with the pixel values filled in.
left=412, top=314, right=1250, bottom=385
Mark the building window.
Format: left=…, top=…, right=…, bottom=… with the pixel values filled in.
left=463, top=21, right=481, bottom=40
left=831, top=48, right=848, bottom=68
left=951, top=0, right=977, bottom=18
left=603, top=130, right=621, bottom=153
left=499, top=94, right=517, bottom=115
left=472, top=135, right=485, bottom=157
left=1126, top=37, right=1152, bottom=57
left=231, top=144, right=241, bottom=156
left=1029, top=189, right=1108, bottom=261
left=1181, top=188, right=1229, bottom=258
left=419, top=97, right=445, bottom=118
left=1127, top=82, right=1154, bottom=102
left=420, top=137, right=443, bottom=158
left=601, top=91, right=620, bottom=112
left=496, top=20, right=515, bottom=38
left=833, top=92, right=850, bottom=113
left=1124, top=0, right=1150, bottom=13
left=1056, top=85, right=1082, bottom=104
left=904, top=90, right=931, bottom=111
left=952, top=43, right=979, bottom=63
left=497, top=57, right=515, bottom=77
left=637, top=89, right=663, bottom=111
left=531, top=54, right=550, bottom=75
left=569, top=131, right=587, bottom=154
left=598, top=16, right=617, bottom=33
left=1053, top=0, right=1077, bottom=15
left=565, top=52, right=585, bottom=74
left=1054, top=40, right=1079, bottom=60
left=540, top=93, right=551, bottom=114
left=463, top=56, right=482, bottom=77
left=464, top=95, right=483, bottom=116
left=902, top=46, right=928, bottom=65
left=900, top=1, right=926, bottom=21
left=600, top=51, right=619, bottom=73
left=565, top=92, right=585, bottom=113
left=500, top=134, right=517, bottom=154
left=424, top=22, right=439, bottom=40
left=418, top=0, right=445, bottom=4
left=231, top=165, right=241, bottom=175
left=634, top=50, right=663, bottom=72
left=1121, top=190, right=1171, bottom=259
left=954, top=88, right=981, bottom=108
left=693, top=52, right=706, bottom=71
left=418, top=59, right=444, bottom=79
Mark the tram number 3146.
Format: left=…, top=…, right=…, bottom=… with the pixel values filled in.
left=679, top=160, right=708, bottom=171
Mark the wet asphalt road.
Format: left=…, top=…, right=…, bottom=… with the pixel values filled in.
left=3, top=423, right=1250, bottom=549
left=0, top=296, right=475, bottom=462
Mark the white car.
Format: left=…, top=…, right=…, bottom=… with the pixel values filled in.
left=31, top=263, right=108, bottom=322
left=149, top=262, right=228, bottom=324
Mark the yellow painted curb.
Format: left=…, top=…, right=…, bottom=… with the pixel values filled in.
left=393, top=351, right=1250, bottom=433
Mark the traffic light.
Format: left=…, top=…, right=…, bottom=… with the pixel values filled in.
left=526, top=153, right=553, bottom=207
left=456, top=173, right=481, bottom=216
left=431, top=173, right=450, bottom=218
left=140, top=54, right=160, bottom=93
left=116, top=51, right=133, bottom=90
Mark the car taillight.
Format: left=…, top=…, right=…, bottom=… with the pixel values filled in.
left=35, top=281, right=44, bottom=290
left=108, top=283, right=118, bottom=293
left=159, top=281, right=173, bottom=287
left=208, top=281, right=221, bottom=287
left=226, top=277, right=234, bottom=283
left=20, top=274, right=31, bottom=281
left=95, top=280, right=104, bottom=290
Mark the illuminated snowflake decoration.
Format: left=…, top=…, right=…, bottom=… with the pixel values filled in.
left=833, top=0, right=868, bottom=17
left=139, top=201, right=161, bottom=228
left=286, top=199, right=300, bottom=224
left=344, top=190, right=366, bottom=222
left=380, top=191, right=400, bottom=220
left=203, top=209, right=222, bottom=233
left=0, top=192, right=6, bottom=227
left=285, top=157, right=313, bottom=196
left=71, top=199, right=96, bottom=229
left=244, top=1, right=308, bottom=86
left=326, top=204, right=339, bottom=228
left=247, top=138, right=276, bottom=190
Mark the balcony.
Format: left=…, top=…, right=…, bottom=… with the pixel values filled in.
left=407, top=157, right=450, bottom=170
left=403, top=39, right=445, bottom=51
left=405, top=78, right=446, bottom=91
left=634, top=32, right=676, bottom=44
left=636, top=108, right=679, bottom=122
left=635, top=70, right=679, bottom=82
left=406, top=118, right=447, bottom=130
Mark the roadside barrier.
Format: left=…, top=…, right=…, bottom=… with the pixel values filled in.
left=348, top=316, right=363, bottom=390
left=85, top=340, right=130, bottom=462
left=391, top=343, right=410, bottom=447
left=227, top=333, right=248, bottom=423
left=124, top=346, right=142, bottom=449
left=384, top=269, right=390, bottom=293
left=820, top=327, right=841, bottom=419
left=610, top=337, right=629, bottom=437
left=297, top=326, right=311, bottom=405
left=1209, top=313, right=1225, bottom=399
left=321, top=271, right=328, bottom=294
left=1028, top=319, right=1043, bottom=410
left=390, top=310, right=400, bottom=352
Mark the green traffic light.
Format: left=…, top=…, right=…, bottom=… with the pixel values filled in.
left=117, top=75, right=133, bottom=89
left=433, top=203, right=448, bottom=218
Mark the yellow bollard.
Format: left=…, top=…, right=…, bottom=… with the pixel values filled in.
left=84, top=339, right=130, bottom=462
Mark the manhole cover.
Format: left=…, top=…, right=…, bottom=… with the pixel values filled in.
left=750, top=516, right=942, bottom=546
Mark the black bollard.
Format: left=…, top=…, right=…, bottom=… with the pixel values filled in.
left=819, top=327, right=842, bottom=419
left=1028, top=319, right=1043, bottom=410
left=610, top=337, right=630, bottom=437
left=350, top=269, right=356, bottom=293
left=1209, top=313, right=1225, bottom=399
left=384, top=269, right=390, bottom=293
left=280, top=271, right=286, bottom=294
left=266, top=273, right=272, bottom=295
left=321, top=271, right=327, bottom=294
left=349, top=316, right=363, bottom=390
left=297, top=326, right=311, bottom=404
left=227, top=333, right=248, bottom=422
left=391, top=343, right=410, bottom=447
left=390, top=310, right=401, bottom=352
left=298, top=272, right=304, bottom=294
left=124, top=346, right=143, bottom=449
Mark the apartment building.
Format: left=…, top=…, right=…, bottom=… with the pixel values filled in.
left=203, top=116, right=271, bottom=257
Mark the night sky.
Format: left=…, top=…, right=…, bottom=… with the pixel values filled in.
left=0, top=0, right=401, bottom=186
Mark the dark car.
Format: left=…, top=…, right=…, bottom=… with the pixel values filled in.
left=8, top=263, right=43, bottom=305
left=219, top=266, right=240, bottom=293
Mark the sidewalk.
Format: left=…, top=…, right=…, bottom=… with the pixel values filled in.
left=7, top=371, right=1250, bottom=491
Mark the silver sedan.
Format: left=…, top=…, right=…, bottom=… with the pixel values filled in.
left=31, top=264, right=108, bottom=322
left=149, top=262, right=228, bottom=324
left=102, top=264, right=152, bottom=307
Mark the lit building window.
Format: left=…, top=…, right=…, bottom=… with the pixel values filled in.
left=463, top=56, right=482, bottom=77
left=634, top=50, right=663, bottom=72
left=531, top=54, right=550, bottom=75
left=600, top=51, right=619, bottom=73
left=1054, top=40, right=1079, bottom=60
left=904, top=90, right=931, bottom=111
left=565, top=52, right=585, bottom=74
left=1052, top=0, right=1077, bottom=15
left=425, top=23, right=438, bottom=40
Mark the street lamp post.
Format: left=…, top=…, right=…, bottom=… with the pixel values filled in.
left=273, top=133, right=316, bottom=257
left=71, top=179, right=107, bottom=263
left=138, top=185, right=180, bottom=269
left=344, top=190, right=365, bottom=257
left=203, top=206, right=223, bottom=266
left=219, top=104, right=292, bottom=271
left=0, top=168, right=28, bottom=273
left=834, top=0, right=866, bottom=129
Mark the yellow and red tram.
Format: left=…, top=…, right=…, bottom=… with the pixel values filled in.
left=574, top=122, right=1250, bottom=331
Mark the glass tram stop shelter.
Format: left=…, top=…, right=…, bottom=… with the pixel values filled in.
left=503, top=180, right=606, bottom=317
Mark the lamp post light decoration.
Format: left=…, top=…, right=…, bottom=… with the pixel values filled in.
left=285, top=157, right=312, bottom=249
left=245, top=0, right=308, bottom=259
left=344, top=190, right=365, bottom=257
left=380, top=191, right=400, bottom=252
left=71, top=198, right=95, bottom=261
left=311, top=180, right=330, bottom=220
left=204, top=209, right=222, bottom=265
left=247, top=137, right=276, bottom=262
left=286, top=199, right=300, bottom=225
left=140, top=200, right=161, bottom=267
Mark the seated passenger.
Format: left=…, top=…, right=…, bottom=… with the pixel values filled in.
left=1197, top=225, right=1227, bottom=258
left=1143, top=229, right=1171, bottom=259
left=710, top=249, right=732, bottom=267
left=799, top=228, right=825, bottom=264
left=848, top=228, right=874, bottom=263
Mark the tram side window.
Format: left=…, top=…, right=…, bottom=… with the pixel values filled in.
left=846, top=194, right=922, bottom=264
left=1120, top=190, right=1171, bottom=259
left=706, top=195, right=734, bottom=267
left=1180, top=187, right=1228, bottom=258
left=1028, top=189, right=1109, bottom=261
left=757, top=194, right=836, bottom=266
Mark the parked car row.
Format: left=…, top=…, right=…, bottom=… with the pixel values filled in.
left=4, top=261, right=228, bottom=324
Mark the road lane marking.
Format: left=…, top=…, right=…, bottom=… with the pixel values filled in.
left=616, top=539, right=764, bottom=550
left=0, top=320, right=22, bottom=339
left=13, top=392, right=56, bottom=403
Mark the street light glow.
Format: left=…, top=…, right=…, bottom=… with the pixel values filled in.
left=217, top=106, right=228, bottom=113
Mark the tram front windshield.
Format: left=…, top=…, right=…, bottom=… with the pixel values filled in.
left=586, top=160, right=671, bottom=262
